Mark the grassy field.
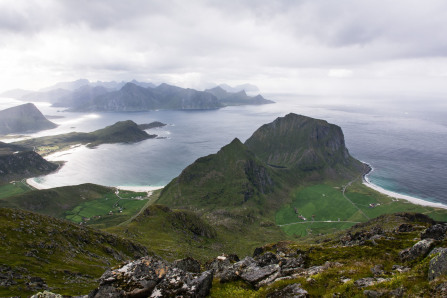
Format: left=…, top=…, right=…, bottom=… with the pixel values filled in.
left=276, top=182, right=447, bottom=237
left=0, top=181, right=32, bottom=199
left=0, top=183, right=149, bottom=228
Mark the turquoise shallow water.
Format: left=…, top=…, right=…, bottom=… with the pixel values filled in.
left=2, top=94, right=446, bottom=204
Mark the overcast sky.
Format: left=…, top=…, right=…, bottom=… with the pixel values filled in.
left=1, top=0, right=447, bottom=97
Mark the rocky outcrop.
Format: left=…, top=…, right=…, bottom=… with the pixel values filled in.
left=428, top=248, right=447, bottom=281
left=421, top=223, right=447, bottom=240
left=399, top=239, right=436, bottom=262
left=88, top=256, right=213, bottom=298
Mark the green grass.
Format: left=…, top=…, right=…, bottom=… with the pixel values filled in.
left=0, top=182, right=30, bottom=199
left=0, top=183, right=149, bottom=228
left=64, top=196, right=147, bottom=224
left=277, top=182, right=447, bottom=236
left=0, top=207, right=147, bottom=297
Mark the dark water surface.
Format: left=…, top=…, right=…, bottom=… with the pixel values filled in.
left=1, top=95, right=446, bottom=203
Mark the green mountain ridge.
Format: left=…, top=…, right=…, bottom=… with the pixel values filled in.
left=0, top=207, right=148, bottom=296
left=15, top=120, right=155, bottom=154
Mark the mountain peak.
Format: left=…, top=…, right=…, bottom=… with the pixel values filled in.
left=0, top=103, right=57, bottom=134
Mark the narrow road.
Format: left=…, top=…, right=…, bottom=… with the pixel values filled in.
left=341, top=169, right=370, bottom=220
left=117, top=191, right=159, bottom=227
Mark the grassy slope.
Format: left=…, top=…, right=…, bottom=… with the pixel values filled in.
left=276, top=181, right=447, bottom=237
left=0, top=183, right=148, bottom=228
left=210, top=213, right=447, bottom=297
left=0, top=207, right=147, bottom=296
left=0, top=182, right=31, bottom=199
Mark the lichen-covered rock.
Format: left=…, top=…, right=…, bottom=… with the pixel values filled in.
left=266, top=283, right=308, bottom=297
left=428, top=248, right=447, bottom=281
left=255, top=251, right=279, bottom=267
left=151, top=269, right=213, bottom=297
left=30, top=291, right=62, bottom=298
left=173, top=257, right=201, bottom=273
left=399, top=239, right=435, bottom=262
left=354, top=277, right=389, bottom=288
left=88, top=255, right=213, bottom=298
left=239, top=264, right=280, bottom=288
left=421, top=224, right=447, bottom=240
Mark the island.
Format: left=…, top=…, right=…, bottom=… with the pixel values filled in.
left=14, top=120, right=158, bottom=156
left=0, top=103, right=57, bottom=135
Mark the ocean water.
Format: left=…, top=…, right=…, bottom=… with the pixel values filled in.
left=1, top=94, right=446, bottom=204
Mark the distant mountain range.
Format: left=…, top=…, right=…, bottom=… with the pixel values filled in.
left=1, top=79, right=272, bottom=112
left=0, top=103, right=57, bottom=135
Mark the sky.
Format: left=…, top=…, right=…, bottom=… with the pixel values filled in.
left=1, top=0, right=447, bottom=97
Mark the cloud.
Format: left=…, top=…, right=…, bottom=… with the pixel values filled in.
left=1, top=0, right=447, bottom=95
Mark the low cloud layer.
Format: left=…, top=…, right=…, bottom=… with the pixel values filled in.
left=1, top=0, right=447, bottom=96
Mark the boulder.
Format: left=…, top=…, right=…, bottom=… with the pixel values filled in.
left=88, top=255, right=213, bottom=298
left=421, top=224, right=447, bottom=240
left=240, top=264, right=280, bottom=287
left=151, top=269, right=213, bottom=297
left=428, top=248, right=447, bottom=280
left=266, top=283, right=308, bottom=297
left=399, top=239, right=435, bottom=262
left=255, top=252, right=279, bottom=267
left=173, top=257, right=201, bottom=273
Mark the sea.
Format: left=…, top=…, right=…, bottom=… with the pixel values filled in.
left=1, top=93, right=446, bottom=204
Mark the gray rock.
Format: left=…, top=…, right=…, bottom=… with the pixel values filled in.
left=280, top=256, right=305, bottom=275
left=256, top=251, right=279, bottom=267
left=363, top=290, right=383, bottom=297
left=429, top=247, right=447, bottom=257
left=355, top=277, right=376, bottom=288
left=391, top=265, right=410, bottom=273
left=266, top=283, right=308, bottom=297
left=173, top=257, right=201, bottom=273
left=30, top=291, right=62, bottom=298
left=151, top=269, right=213, bottom=297
left=240, top=264, right=280, bottom=288
left=428, top=248, right=447, bottom=280
left=354, top=277, right=389, bottom=288
left=397, top=223, right=413, bottom=233
left=399, top=239, right=435, bottom=262
left=421, top=224, right=447, bottom=240
left=371, top=264, right=384, bottom=276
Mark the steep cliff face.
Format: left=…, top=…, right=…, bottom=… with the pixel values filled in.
left=245, top=113, right=362, bottom=174
left=0, top=103, right=57, bottom=135
left=159, top=114, right=364, bottom=213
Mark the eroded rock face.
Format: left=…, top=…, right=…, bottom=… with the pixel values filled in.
left=399, top=239, right=435, bottom=262
left=421, top=224, right=447, bottom=240
left=88, top=256, right=212, bottom=298
left=428, top=248, right=447, bottom=281
left=266, top=283, right=308, bottom=297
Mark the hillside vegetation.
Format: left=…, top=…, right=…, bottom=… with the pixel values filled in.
left=15, top=120, right=155, bottom=155
left=0, top=207, right=147, bottom=296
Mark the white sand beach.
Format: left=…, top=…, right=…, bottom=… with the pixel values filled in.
left=363, top=171, right=447, bottom=210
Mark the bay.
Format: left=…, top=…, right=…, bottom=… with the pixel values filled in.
left=1, top=94, right=446, bottom=204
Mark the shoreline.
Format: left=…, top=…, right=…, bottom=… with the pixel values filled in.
left=26, top=177, right=165, bottom=193
left=362, top=162, right=447, bottom=210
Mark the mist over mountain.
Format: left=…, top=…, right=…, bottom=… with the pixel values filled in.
left=0, top=103, right=57, bottom=135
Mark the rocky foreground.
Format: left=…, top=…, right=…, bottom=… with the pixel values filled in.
left=27, top=213, right=447, bottom=297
